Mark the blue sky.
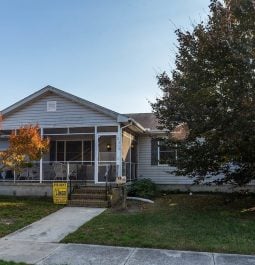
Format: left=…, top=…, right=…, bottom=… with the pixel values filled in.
left=0, top=0, right=210, bottom=113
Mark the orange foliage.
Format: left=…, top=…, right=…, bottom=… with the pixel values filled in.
left=0, top=125, right=49, bottom=170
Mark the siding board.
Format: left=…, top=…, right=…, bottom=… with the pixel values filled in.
left=1, top=93, right=117, bottom=129
left=137, top=135, right=193, bottom=184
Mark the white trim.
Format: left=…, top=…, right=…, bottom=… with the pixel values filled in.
left=95, top=126, right=98, bottom=183
left=129, top=135, right=132, bottom=182
left=118, top=124, right=122, bottom=177
left=96, top=132, right=118, bottom=184
left=40, top=128, right=43, bottom=183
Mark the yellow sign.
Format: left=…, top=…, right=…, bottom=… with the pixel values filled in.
left=53, top=182, right=68, bottom=204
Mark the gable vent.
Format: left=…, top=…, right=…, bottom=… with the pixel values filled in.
left=47, top=101, right=57, bottom=112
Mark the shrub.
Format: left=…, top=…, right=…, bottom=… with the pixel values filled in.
left=128, top=179, right=157, bottom=199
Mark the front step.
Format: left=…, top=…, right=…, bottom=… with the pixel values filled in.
left=74, top=188, right=106, bottom=194
left=68, top=199, right=109, bottom=208
left=69, top=185, right=111, bottom=207
left=71, top=193, right=107, bottom=200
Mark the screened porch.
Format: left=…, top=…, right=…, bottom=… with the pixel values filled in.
left=0, top=126, right=138, bottom=184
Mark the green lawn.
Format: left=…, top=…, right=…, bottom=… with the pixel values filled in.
left=63, top=193, right=255, bottom=254
left=0, top=196, right=62, bottom=238
left=0, top=261, right=28, bottom=265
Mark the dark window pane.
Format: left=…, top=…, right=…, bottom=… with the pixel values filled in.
left=0, top=130, right=12, bottom=136
left=44, top=128, right=68, bottom=134
left=131, top=141, right=137, bottom=163
left=69, top=127, right=95, bottom=134
left=159, top=142, right=178, bottom=166
left=97, top=126, right=118, bottom=132
left=57, top=141, right=65, bottom=161
left=159, top=151, right=176, bottom=164
left=50, top=141, right=56, bottom=161
left=83, top=141, right=94, bottom=161
left=57, top=141, right=64, bottom=152
left=66, top=141, right=82, bottom=161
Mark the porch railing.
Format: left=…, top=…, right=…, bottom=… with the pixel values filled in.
left=122, top=162, right=138, bottom=182
left=0, top=161, right=138, bottom=183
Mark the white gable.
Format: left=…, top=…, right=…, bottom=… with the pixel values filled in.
left=1, top=92, right=117, bottom=129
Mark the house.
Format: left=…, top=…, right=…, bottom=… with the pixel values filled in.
left=0, top=86, right=253, bottom=198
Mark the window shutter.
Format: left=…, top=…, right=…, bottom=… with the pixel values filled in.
left=151, top=138, right=158, bottom=165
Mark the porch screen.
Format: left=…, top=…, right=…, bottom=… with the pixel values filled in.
left=66, top=141, right=82, bottom=161
left=53, top=140, right=94, bottom=162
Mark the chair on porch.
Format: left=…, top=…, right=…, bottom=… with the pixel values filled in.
left=53, top=162, right=67, bottom=180
left=27, top=164, right=39, bottom=180
left=18, top=164, right=39, bottom=181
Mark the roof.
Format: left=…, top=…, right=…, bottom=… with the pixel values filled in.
left=125, top=113, right=160, bottom=131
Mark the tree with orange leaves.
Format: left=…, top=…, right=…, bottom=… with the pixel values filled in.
left=0, top=125, right=49, bottom=172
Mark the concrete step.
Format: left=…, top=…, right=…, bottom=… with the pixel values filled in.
left=71, top=193, right=107, bottom=200
left=74, top=187, right=107, bottom=194
left=68, top=199, right=109, bottom=208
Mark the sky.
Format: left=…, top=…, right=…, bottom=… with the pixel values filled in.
left=0, top=0, right=210, bottom=114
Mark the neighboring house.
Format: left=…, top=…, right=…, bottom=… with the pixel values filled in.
left=0, top=86, right=253, bottom=197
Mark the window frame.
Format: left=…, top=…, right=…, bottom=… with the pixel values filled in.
left=47, top=101, right=57, bottom=112
left=157, top=140, right=178, bottom=166
left=55, top=139, right=94, bottom=162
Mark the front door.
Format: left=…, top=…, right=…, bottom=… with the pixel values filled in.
left=96, top=133, right=118, bottom=183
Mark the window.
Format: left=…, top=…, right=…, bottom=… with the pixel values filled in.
left=0, top=130, right=12, bottom=137
left=151, top=138, right=178, bottom=166
left=158, top=140, right=178, bottom=166
left=44, top=128, right=68, bottom=135
left=66, top=141, right=82, bottom=161
left=53, top=140, right=94, bottom=162
left=0, top=139, right=9, bottom=151
left=47, top=101, right=57, bottom=112
left=56, top=141, right=65, bottom=161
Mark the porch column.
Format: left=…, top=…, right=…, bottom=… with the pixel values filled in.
left=117, top=125, right=122, bottom=177
left=39, top=127, right=43, bottom=183
left=94, top=126, right=98, bottom=183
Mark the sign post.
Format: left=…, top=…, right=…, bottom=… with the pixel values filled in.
left=53, top=182, right=68, bottom=205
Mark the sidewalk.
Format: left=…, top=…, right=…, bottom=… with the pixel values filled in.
left=0, top=241, right=254, bottom=265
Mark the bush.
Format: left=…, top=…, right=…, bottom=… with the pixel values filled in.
left=128, top=179, right=157, bottom=199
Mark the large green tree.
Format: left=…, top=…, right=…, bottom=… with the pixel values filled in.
left=152, top=0, right=255, bottom=186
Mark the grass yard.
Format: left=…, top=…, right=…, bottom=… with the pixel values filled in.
left=63, top=193, right=255, bottom=254
left=0, top=196, right=62, bottom=238
left=0, top=261, right=28, bottom=265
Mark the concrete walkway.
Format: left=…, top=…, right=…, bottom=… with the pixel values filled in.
left=0, top=207, right=254, bottom=265
left=3, top=207, right=105, bottom=242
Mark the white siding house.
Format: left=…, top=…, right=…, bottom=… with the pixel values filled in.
left=0, top=86, right=254, bottom=196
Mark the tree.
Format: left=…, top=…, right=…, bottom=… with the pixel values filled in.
left=0, top=125, right=49, bottom=172
left=151, top=0, right=255, bottom=186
